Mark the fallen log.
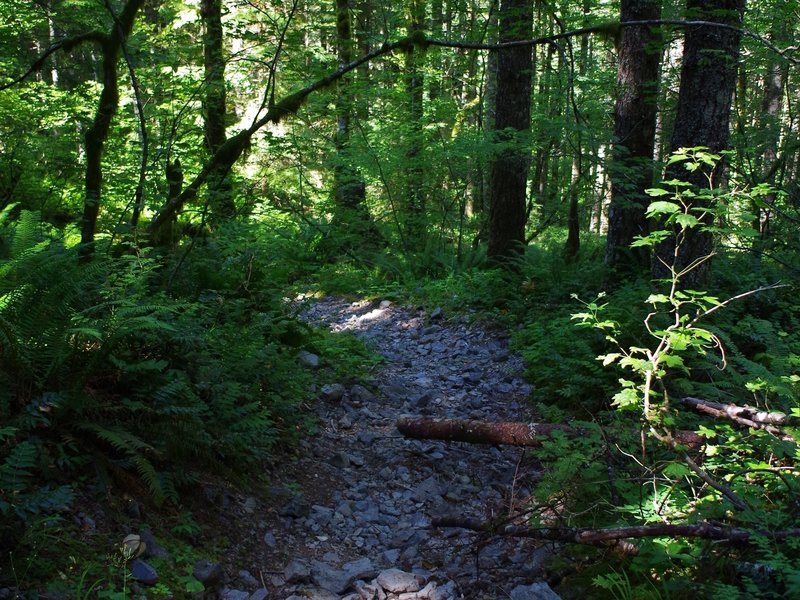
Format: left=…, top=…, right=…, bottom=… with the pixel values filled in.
left=680, top=396, right=797, bottom=441
left=433, top=516, right=800, bottom=548
left=396, top=417, right=704, bottom=449
left=396, top=417, right=572, bottom=446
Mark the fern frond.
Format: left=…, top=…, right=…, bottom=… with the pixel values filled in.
left=0, top=440, right=37, bottom=493
left=131, top=455, right=165, bottom=505
left=81, top=424, right=157, bottom=456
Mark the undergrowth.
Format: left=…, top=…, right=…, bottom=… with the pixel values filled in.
left=0, top=209, right=376, bottom=592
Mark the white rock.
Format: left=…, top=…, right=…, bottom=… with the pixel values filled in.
left=376, top=569, right=421, bottom=593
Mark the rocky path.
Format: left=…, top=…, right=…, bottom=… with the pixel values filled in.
left=213, top=298, right=561, bottom=600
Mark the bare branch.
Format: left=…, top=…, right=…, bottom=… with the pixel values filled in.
left=433, top=516, right=800, bottom=547
left=680, top=396, right=798, bottom=440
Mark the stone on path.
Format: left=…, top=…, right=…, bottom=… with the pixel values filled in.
left=130, top=558, right=158, bottom=585
left=375, top=568, right=421, bottom=593
left=193, top=559, right=224, bottom=586
left=297, top=350, right=321, bottom=369
left=510, top=582, right=563, bottom=600
left=284, top=558, right=311, bottom=584
left=321, top=383, right=346, bottom=402
left=312, top=557, right=375, bottom=594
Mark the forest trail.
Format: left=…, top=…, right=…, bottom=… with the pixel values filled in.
left=221, top=296, right=560, bottom=600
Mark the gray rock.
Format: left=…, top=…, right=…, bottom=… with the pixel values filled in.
left=509, top=582, right=562, bottom=600
left=376, top=569, right=420, bottom=593
left=288, top=588, right=339, bottom=600
left=238, top=569, right=260, bottom=588
left=310, top=505, right=335, bottom=527
left=312, top=557, right=375, bottom=594
left=221, top=590, right=249, bottom=600
left=248, top=590, right=268, bottom=600
left=321, top=383, right=346, bottom=402
left=358, top=431, right=376, bottom=444
left=285, top=559, right=312, bottom=584
left=242, top=496, right=258, bottom=514
left=193, top=560, right=224, bottom=586
left=130, top=558, right=158, bottom=585
left=329, top=451, right=351, bottom=468
left=429, top=307, right=444, bottom=320
left=412, top=476, right=444, bottom=502
left=428, top=580, right=457, bottom=600
left=350, top=384, right=375, bottom=403
left=263, top=531, right=277, bottom=547
left=140, top=528, right=170, bottom=560
left=298, top=350, right=321, bottom=369
left=280, top=492, right=310, bottom=518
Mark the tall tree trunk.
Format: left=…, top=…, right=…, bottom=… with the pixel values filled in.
left=80, top=0, right=147, bottom=254
left=564, top=0, right=591, bottom=260
left=201, top=0, right=235, bottom=221
left=604, top=0, right=662, bottom=272
left=486, top=0, right=533, bottom=261
left=330, top=0, right=374, bottom=248
left=653, top=0, right=744, bottom=285
left=404, top=0, right=427, bottom=248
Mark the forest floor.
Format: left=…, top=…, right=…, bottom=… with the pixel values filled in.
left=196, top=296, right=564, bottom=599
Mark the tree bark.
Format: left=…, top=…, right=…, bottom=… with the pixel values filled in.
left=605, top=0, right=662, bottom=272
left=201, top=0, right=235, bottom=221
left=397, top=417, right=704, bottom=449
left=653, top=0, right=744, bottom=285
left=397, top=417, right=571, bottom=446
left=80, top=0, right=147, bottom=255
left=486, top=0, right=533, bottom=262
left=324, top=0, right=380, bottom=253
left=403, top=0, right=427, bottom=247
left=680, top=396, right=798, bottom=439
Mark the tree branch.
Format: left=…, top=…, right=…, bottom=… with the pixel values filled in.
left=0, top=32, right=106, bottom=91
left=433, top=516, right=800, bottom=548
left=680, top=396, right=798, bottom=440
left=149, top=36, right=413, bottom=233
left=425, top=20, right=800, bottom=66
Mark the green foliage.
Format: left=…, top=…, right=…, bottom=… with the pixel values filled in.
left=0, top=213, right=346, bottom=584
left=522, top=152, right=800, bottom=597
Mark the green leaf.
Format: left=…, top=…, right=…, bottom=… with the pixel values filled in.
left=674, top=213, right=701, bottom=228
left=645, top=188, right=672, bottom=197
left=598, top=353, right=621, bottom=366
left=646, top=201, right=681, bottom=216
left=612, top=387, right=640, bottom=409
left=646, top=294, right=670, bottom=305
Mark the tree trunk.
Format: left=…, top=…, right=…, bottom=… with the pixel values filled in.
left=80, top=0, right=147, bottom=255
left=486, top=0, right=533, bottom=262
left=201, top=0, right=235, bottom=221
left=396, top=417, right=703, bottom=449
left=653, top=0, right=744, bottom=285
left=330, top=0, right=375, bottom=249
left=404, top=0, right=427, bottom=248
left=604, top=0, right=662, bottom=272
